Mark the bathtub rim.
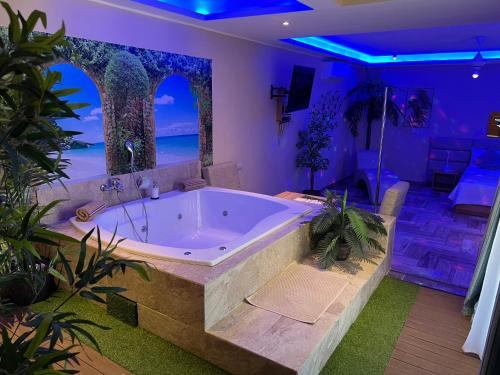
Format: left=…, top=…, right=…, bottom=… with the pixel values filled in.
left=69, top=187, right=312, bottom=266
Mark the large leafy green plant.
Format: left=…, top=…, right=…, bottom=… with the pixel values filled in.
left=309, top=190, right=387, bottom=268
left=0, top=1, right=84, bottom=207
left=0, top=227, right=150, bottom=374
left=0, top=201, right=78, bottom=305
left=343, top=82, right=402, bottom=150
left=0, top=5, right=151, bottom=373
left=0, top=2, right=86, bottom=300
left=296, top=91, right=340, bottom=193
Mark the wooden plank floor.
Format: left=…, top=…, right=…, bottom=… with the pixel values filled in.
left=1, top=317, right=130, bottom=375
left=57, top=339, right=131, bottom=375
left=385, top=287, right=481, bottom=375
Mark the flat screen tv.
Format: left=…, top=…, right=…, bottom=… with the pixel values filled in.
left=286, top=65, right=315, bottom=113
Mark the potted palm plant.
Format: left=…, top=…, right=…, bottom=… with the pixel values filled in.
left=343, top=82, right=402, bottom=150
left=309, top=190, right=387, bottom=268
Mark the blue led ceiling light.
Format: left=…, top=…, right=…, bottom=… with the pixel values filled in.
left=284, top=36, right=500, bottom=64
left=131, top=0, right=312, bottom=20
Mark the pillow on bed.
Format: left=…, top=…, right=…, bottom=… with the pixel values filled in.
left=471, top=148, right=500, bottom=170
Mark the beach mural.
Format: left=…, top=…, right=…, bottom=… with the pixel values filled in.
left=48, top=34, right=212, bottom=179
left=53, top=64, right=107, bottom=179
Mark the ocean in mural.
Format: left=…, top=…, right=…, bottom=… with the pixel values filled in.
left=53, top=64, right=200, bottom=180
left=62, top=135, right=198, bottom=179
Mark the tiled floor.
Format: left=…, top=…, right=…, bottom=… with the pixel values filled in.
left=325, top=180, right=488, bottom=296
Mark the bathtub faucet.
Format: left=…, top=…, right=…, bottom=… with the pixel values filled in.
left=100, top=178, right=124, bottom=192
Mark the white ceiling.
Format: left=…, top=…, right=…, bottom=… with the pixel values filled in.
left=324, top=23, right=500, bottom=55
left=92, top=0, right=500, bottom=56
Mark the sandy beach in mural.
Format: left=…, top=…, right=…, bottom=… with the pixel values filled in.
left=63, top=152, right=106, bottom=180
left=63, top=134, right=199, bottom=180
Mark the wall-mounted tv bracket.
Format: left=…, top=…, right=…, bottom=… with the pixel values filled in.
left=270, top=85, right=291, bottom=135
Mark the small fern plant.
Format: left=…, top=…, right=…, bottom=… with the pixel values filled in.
left=309, top=190, right=387, bottom=268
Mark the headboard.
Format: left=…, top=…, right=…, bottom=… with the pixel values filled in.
left=427, top=137, right=500, bottom=181
left=427, top=138, right=472, bottom=179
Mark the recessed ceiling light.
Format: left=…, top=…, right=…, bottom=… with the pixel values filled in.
left=282, top=21, right=290, bottom=26
left=392, top=55, right=398, bottom=61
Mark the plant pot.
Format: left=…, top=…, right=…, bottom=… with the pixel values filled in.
left=336, top=243, right=351, bottom=261
left=302, top=189, right=322, bottom=197
left=3, top=275, right=56, bottom=307
left=2, top=259, right=57, bottom=306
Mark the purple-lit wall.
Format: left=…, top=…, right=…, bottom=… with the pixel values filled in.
left=364, top=63, right=500, bottom=182
left=3, top=0, right=361, bottom=195
left=312, top=62, right=363, bottom=189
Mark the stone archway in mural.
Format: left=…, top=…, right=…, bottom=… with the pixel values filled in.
left=153, top=74, right=200, bottom=165
left=53, top=34, right=213, bottom=175
left=104, top=51, right=153, bottom=174
left=149, top=72, right=212, bottom=168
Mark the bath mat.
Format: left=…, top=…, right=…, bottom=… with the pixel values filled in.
left=246, top=263, right=349, bottom=324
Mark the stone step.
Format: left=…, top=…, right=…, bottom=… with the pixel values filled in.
left=206, top=247, right=392, bottom=375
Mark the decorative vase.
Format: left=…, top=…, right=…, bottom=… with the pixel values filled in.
left=336, top=243, right=351, bottom=261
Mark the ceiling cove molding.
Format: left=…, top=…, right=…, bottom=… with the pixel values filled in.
left=85, top=0, right=322, bottom=58
left=284, top=36, right=500, bottom=64
left=129, top=0, right=313, bottom=21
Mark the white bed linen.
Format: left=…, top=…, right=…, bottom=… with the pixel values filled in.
left=449, top=166, right=500, bottom=207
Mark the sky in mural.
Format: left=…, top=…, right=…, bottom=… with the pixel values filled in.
left=54, top=64, right=104, bottom=144
left=155, top=74, right=199, bottom=137
left=52, top=64, right=199, bottom=179
left=155, top=74, right=199, bottom=165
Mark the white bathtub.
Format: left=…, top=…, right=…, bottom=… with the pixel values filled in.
left=70, top=187, right=311, bottom=266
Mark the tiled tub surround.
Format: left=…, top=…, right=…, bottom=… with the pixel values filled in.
left=50, top=197, right=396, bottom=374
left=35, top=160, right=201, bottom=226
left=69, top=187, right=312, bottom=266
left=52, top=212, right=311, bottom=331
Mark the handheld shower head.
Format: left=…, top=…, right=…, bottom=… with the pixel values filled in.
left=124, top=140, right=135, bottom=172
left=124, top=140, right=134, bottom=154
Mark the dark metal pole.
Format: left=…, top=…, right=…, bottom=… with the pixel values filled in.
left=375, top=86, right=389, bottom=209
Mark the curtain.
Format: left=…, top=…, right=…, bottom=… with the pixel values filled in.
left=462, top=182, right=500, bottom=358
left=463, top=181, right=500, bottom=316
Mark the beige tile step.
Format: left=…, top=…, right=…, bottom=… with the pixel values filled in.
left=207, top=248, right=392, bottom=375
left=136, top=215, right=395, bottom=375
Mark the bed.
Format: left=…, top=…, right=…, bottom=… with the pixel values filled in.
left=449, top=148, right=500, bottom=217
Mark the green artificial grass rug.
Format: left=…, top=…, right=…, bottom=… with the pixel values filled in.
left=33, top=295, right=225, bottom=375
left=321, top=277, right=419, bottom=375
left=34, top=277, right=418, bottom=375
